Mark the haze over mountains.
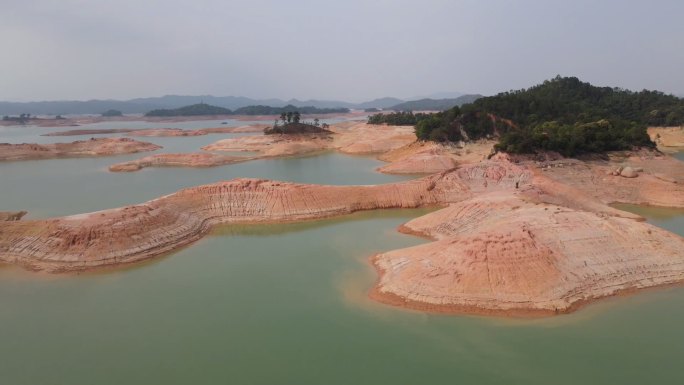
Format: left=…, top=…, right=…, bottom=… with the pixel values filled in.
left=0, top=92, right=480, bottom=116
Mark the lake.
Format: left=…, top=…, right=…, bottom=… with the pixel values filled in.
left=1, top=124, right=683, bottom=385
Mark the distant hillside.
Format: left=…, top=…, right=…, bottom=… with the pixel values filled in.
left=233, top=104, right=349, bottom=115
left=0, top=100, right=162, bottom=116
left=389, top=94, right=482, bottom=111
left=0, top=93, right=485, bottom=115
left=355, top=97, right=405, bottom=109
left=145, top=104, right=232, bottom=117
left=408, top=91, right=465, bottom=100
left=144, top=103, right=349, bottom=117
left=0, top=95, right=405, bottom=115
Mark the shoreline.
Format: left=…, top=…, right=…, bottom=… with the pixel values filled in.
left=0, top=111, right=369, bottom=128
left=368, top=257, right=684, bottom=318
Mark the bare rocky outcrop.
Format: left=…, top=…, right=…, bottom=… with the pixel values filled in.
left=0, top=138, right=161, bottom=161
left=376, top=140, right=495, bottom=174
left=619, top=166, right=638, bottom=178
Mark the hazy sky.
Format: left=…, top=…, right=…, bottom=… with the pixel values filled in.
left=1, top=0, right=683, bottom=101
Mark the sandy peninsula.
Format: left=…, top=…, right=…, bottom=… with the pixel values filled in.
left=0, top=138, right=161, bottom=161
left=109, top=153, right=255, bottom=172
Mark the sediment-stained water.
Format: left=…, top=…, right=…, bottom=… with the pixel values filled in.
left=1, top=125, right=683, bottom=384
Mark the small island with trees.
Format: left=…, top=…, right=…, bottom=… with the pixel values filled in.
left=145, top=103, right=232, bottom=117
left=101, top=109, right=123, bottom=117
left=2, top=113, right=33, bottom=124
left=265, top=111, right=332, bottom=135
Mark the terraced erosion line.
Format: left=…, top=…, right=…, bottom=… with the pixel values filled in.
left=0, top=165, right=477, bottom=272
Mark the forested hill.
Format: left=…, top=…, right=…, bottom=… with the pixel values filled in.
left=145, top=104, right=232, bottom=117
left=232, top=104, right=348, bottom=115
left=472, top=76, right=684, bottom=127
left=412, top=76, right=684, bottom=156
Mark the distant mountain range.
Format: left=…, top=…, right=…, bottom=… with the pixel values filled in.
left=388, top=94, right=483, bottom=111
left=0, top=94, right=472, bottom=116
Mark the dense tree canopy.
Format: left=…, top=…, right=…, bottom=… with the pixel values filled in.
left=233, top=104, right=348, bottom=115
left=101, top=109, right=123, bottom=117
left=145, top=103, right=232, bottom=117
left=404, top=76, right=684, bottom=156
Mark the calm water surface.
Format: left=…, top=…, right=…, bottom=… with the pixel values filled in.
left=0, top=127, right=683, bottom=384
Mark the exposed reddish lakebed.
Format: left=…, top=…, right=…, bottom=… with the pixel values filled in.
left=2, top=119, right=684, bottom=316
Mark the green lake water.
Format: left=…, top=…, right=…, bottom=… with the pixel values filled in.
left=1, top=125, right=684, bottom=384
